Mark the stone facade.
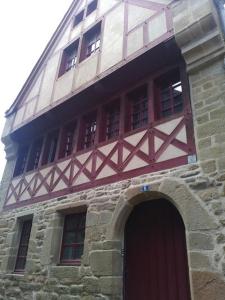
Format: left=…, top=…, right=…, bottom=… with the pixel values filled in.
left=0, top=0, right=225, bottom=299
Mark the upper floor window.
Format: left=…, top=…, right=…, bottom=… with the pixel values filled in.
left=58, top=121, right=76, bottom=159
left=80, top=23, right=101, bottom=62
left=14, top=146, right=29, bottom=177
left=14, top=219, right=32, bottom=273
left=86, top=0, right=98, bottom=16
left=42, top=130, right=59, bottom=166
left=126, top=85, right=148, bottom=131
left=79, top=112, right=97, bottom=150
left=101, top=100, right=120, bottom=141
left=26, top=138, right=43, bottom=172
left=154, top=69, right=183, bottom=120
left=73, top=10, right=84, bottom=27
left=60, top=212, right=86, bottom=265
left=59, top=40, right=79, bottom=77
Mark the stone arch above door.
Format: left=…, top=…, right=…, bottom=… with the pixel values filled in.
left=107, top=178, right=217, bottom=241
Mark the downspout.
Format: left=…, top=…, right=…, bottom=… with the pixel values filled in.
left=213, top=0, right=225, bottom=38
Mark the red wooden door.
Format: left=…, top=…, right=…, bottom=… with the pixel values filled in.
left=124, top=199, right=191, bottom=300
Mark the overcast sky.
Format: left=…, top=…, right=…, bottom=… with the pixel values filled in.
left=0, top=0, right=73, bottom=180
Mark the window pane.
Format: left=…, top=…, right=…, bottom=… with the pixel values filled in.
left=60, top=213, right=86, bottom=264
left=15, top=220, right=32, bottom=272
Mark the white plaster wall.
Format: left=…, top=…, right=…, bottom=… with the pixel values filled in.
left=53, top=68, right=74, bottom=103
left=13, top=106, right=25, bottom=128
left=24, top=71, right=44, bottom=104
left=74, top=53, right=98, bottom=88
left=98, top=0, right=120, bottom=18
left=23, top=98, right=36, bottom=121
left=100, top=3, right=124, bottom=73
left=70, top=23, right=82, bottom=41
left=127, top=26, right=144, bottom=56
left=83, top=11, right=97, bottom=30
left=148, top=12, right=167, bottom=43
left=128, top=4, right=155, bottom=32
left=36, top=52, right=61, bottom=113
left=53, top=26, right=71, bottom=54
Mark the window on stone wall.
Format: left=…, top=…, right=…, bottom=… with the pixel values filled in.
left=86, top=0, right=98, bottom=16
left=59, top=40, right=79, bottom=77
left=73, top=10, right=84, bottom=27
left=14, top=219, right=32, bottom=273
left=41, top=130, right=59, bottom=166
left=13, top=145, right=29, bottom=177
left=125, top=85, right=148, bottom=132
left=80, top=22, right=101, bottom=62
left=100, top=100, right=120, bottom=142
left=78, top=112, right=97, bottom=150
left=58, top=121, right=76, bottom=159
left=26, top=138, right=43, bottom=172
left=60, top=212, right=86, bottom=265
left=154, top=69, right=183, bottom=120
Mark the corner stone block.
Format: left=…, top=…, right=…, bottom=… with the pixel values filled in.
left=99, top=276, right=123, bottom=295
left=192, top=271, right=225, bottom=300
left=89, top=250, right=122, bottom=276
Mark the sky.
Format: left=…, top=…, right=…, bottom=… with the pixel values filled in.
left=0, top=0, right=73, bottom=180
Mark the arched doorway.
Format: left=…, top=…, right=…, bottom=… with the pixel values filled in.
left=124, top=198, right=191, bottom=300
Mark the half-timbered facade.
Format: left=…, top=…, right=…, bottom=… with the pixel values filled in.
left=0, top=0, right=225, bottom=299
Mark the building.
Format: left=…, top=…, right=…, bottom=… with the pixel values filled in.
left=0, top=0, right=225, bottom=299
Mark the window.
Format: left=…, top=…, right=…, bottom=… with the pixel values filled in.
left=60, top=212, right=86, bottom=265
left=126, top=85, right=148, bottom=131
left=101, top=101, right=120, bottom=141
left=26, top=138, right=43, bottom=172
left=86, top=0, right=98, bottom=16
left=80, top=23, right=101, bottom=62
left=13, top=145, right=29, bottom=177
left=58, top=121, right=76, bottom=159
left=59, top=41, right=79, bottom=77
left=42, top=130, right=59, bottom=166
left=154, top=69, right=183, bottom=119
left=79, top=112, right=97, bottom=150
left=73, top=10, right=84, bottom=27
left=14, top=219, right=32, bottom=273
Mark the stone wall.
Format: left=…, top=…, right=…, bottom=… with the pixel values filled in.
left=0, top=158, right=225, bottom=299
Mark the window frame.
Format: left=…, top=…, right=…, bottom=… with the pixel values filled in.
left=58, top=40, right=79, bottom=77
left=86, top=0, right=98, bottom=17
left=41, top=129, right=59, bottom=166
left=58, top=120, right=77, bottom=159
left=78, top=111, right=97, bottom=151
left=154, top=68, right=184, bottom=121
left=79, top=22, right=101, bottom=62
left=14, top=219, right=32, bottom=273
left=60, top=212, right=86, bottom=266
left=73, top=10, right=84, bottom=27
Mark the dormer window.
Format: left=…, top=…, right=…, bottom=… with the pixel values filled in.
left=59, top=40, right=79, bottom=77
left=73, top=10, right=84, bottom=27
left=80, top=23, right=101, bottom=62
left=86, top=0, right=98, bottom=16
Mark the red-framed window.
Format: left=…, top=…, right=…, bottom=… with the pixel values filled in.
left=80, top=23, right=101, bottom=62
left=14, top=219, right=32, bottom=273
left=59, top=40, right=79, bottom=77
left=86, top=0, right=98, bottom=16
left=42, top=130, right=59, bottom=166
left=101, top=100, right=120, bottom=141
left=73, top=10, right=84, bottom=27
left=26, top=138, right=43, bottom=172
left=154, top=69, right=183, bottom=120
left=125, top=85, right=148, bottom=131
left=79, top=112, right=97, bottom=150
left=13, top=145, right=29, bottom=177
left=60, top=212, right=86, bottom=265
left=58, top=121, right=76, bottom=159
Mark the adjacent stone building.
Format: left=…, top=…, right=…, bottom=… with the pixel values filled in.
left=0, top=0, right=225, bottom=299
